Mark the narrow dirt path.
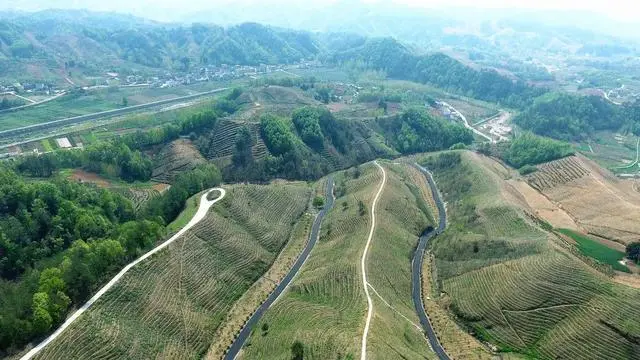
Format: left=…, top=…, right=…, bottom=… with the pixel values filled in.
left=360, top=161, right=387, bottom=360
left=21, top=188, right=226, bottom=360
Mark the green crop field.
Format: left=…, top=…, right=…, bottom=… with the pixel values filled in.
left=557, top=229, right=631, bottom=273
left=33, top=183, right=311, bottom=360
left=418, top=150, right=640, bottom=360
left=240, top=162, right=439, bottom=359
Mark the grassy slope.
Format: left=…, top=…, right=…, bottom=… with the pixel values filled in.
left=33, top=183, right=311, bottom=360
left=238, top=165, right=379, bottom=359
left=557, top=229, right=630, bottom=273
left=240, top=162, right=439, bottom=359
left=420, top=150, right=640, bottom=360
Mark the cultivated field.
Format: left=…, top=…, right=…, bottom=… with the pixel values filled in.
left=238, top=164, right=380, bottom=359
left=365, top=163, right=437, bottom=360
left=203, top=120, right=268, bottom=161
left=152, top=139, right=207, bottom=183
left=239, top=162, right=446, bottom=359
left=526, top=154, right=640, bottom=245
left=31, top=183, right=311, bottom=360
left=419, top=151, right=640, bottom=360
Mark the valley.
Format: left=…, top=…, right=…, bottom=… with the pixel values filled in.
left=0, top=5, right=640, bottom=360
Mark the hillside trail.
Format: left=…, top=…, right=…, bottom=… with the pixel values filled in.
left=360, top=161, right=387, bottom=360
left=20, top=188, right=226, bottom=360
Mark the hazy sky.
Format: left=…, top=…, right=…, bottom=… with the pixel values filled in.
left=3, top=0, right=639, bottom=22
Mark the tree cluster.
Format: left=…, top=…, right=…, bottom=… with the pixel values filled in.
left=503, top=132, right=574, bottom=168
left=0, top=97, right=24, bottom=110
left=378, top=108, right=474, bottom=154
left=513, top=93, right=622, bottom=140
left=17, top=141, right=153, bottom=182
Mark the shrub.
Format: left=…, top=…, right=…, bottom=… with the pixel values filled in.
left=312, top=196, right=325, bottom=209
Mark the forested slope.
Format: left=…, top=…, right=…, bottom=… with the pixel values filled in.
left=330, top=38, right=545, bottom=108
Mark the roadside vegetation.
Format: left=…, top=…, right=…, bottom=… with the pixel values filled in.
left=239, top=165, right=379, bottom=359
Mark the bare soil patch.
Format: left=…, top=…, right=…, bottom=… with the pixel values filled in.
left=508, top=179, right=579, bottom=230
left=69, top=169, right=111, bottom=187
left=152, top=183, right=170, bottom=193
left=526, top=155, right=640, bottom=245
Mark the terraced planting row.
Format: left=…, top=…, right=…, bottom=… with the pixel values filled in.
left=34, top=183, right=311, bottom=360
left=111, top=187, right=161, bottom=210
left=526, top=156, right=590, bottom=191
left=238, top=164, right=383, bottom=359
left=424, top=151, right=640, bottom=360
left=366, top=163, right=436, bottom=359
left=151, top=139, right=207, bottom=183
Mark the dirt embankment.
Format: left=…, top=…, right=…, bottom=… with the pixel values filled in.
left=526, top=155, right=640, bottom=245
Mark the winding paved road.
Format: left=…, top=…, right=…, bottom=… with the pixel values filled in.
left=440, top=101, right=494, bottom=143
left=21, top=188, right=226, bottom=360
left=224, top=177, right=335, bottom=360
left=360, top=161, right=387, bottom=360
left=411, top=163, right=450, bottom=360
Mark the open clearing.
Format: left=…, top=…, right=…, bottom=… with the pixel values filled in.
left=525, top=154, right=640, bottom=245
left=29, top=182, right=311, bottom=360
left=419, top=150, right=640, bottom=360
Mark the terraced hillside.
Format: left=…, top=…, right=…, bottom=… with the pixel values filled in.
left=31, top=183, right=312, bottom=360
left=202, top=120, right=268, bottom=161
left=240, top=162, right=442, bottom=359
left=525, top=154, right=640, bottom=245
left=420, top=151, right=640, bottom=360
left=366, top=163, right=437, bottom=359
left=238, top=164, right=380, bottom=359
left=152, top=139, right=207, bottom=183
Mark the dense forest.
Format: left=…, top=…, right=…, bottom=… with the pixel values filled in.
left=501, top=132, right=574, bottom=168
left=513, top=93, right=640, bottom=140
left=330, top=38, right=545, bottom=108
left=378, top=108, right=474, bottom=153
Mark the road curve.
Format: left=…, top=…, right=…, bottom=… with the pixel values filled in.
left=224, top=177, right=335, bottom=360
left=360, top=161, right=387, bottom=360
left=411, top=163, right=450, bottom=360
left=21, top=188, right=226, bottom=360
left=440, top=101, right=494, bottom=143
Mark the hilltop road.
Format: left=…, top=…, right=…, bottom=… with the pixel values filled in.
left=360, top=161, right=387, bottom=360
left=412, top=163, right=450, bottom=360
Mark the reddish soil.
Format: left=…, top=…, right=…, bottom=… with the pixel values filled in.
left=152, top=183, right=170, bottom=193
left=69, top=169, right=111, bottom=188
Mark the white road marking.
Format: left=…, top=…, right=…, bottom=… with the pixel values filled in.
left=21, top=188, right=226, bottom=360
left=360, top=161, right=386, bottom=360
